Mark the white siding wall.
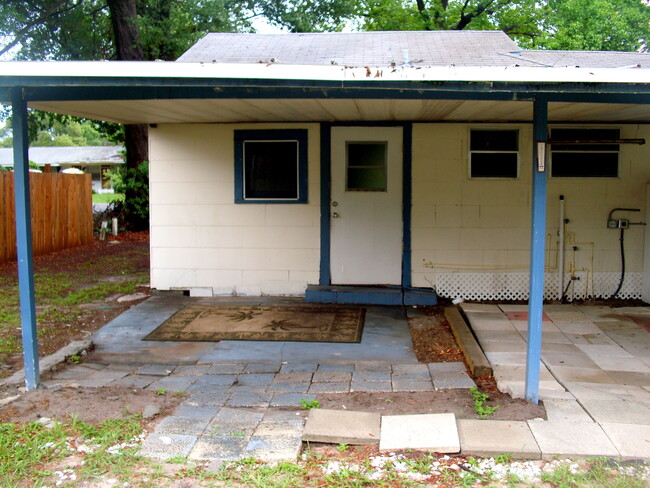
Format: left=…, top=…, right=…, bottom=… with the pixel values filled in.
left=412, top=123, right=650, bottom=300
left=149, top=123, right=320, bottom=296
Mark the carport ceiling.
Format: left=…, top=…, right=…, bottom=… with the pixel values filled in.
left=28, top=98, right=650, bottom=125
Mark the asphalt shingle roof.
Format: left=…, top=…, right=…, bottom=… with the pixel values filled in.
left=0, top=146, right=123, bottom=166
left=177, top=31, right=650, bottom=69
left=177, top=31, right=520, bottom=67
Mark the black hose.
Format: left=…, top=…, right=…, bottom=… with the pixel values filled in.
left=611, top=227, right=626, bottom=299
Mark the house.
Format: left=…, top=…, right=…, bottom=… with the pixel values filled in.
left=0, top=145, right=123, bottom=193
left=147, top=31, right=649, bottom=304
left=2, top=30, right=650, bottom=398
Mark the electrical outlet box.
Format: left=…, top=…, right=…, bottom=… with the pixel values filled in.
left=608, top=219, right=630, bottom=229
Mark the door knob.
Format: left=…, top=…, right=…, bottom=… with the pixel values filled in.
left=332, top=212, right=340, bottom=218
left=332, top=201, right=338, bottom=207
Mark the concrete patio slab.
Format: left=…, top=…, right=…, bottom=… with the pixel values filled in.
left=428, top=362, right=467, bottom=373
left=578, top=398, right=650, bottom=425
left=245, top=435, right=303, bottom=462
left=154, top=416, right=211, bottom=436
left=601, top=423, right=650, bottom=459
left=189, top=435, right=249, bottom=461
left=279, top=363, right=319, bottom=373
left=268, top=382, right=310, bottom=393
left=457, top=419, right=541, bottom=459
left=431, top=372, right=475, bottom=389
left=308, top=381, right=350, bottom=393
left=351, top=380, right=392, bottom=392
left=312, top=371, right=352, bottom=383
left=545, top=365, right=616, bottom=384
left=140, top=433, right=198, bottom=460
left=543, top=399, right=593, bottom=423
left=270, top=393, right=316, bottom=407
left=380, top=413, right=460, bottom=453
left=590, top=356, right=650, bottom=373
left=605, top=371, right=650, bottom=387
left=303, top=409, right=380, bottom=445
left=527, top=420, right=619, bottom=458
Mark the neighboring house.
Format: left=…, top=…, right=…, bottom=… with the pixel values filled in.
left=2, top=30, right=650, bottom=304
left=0, top=146, right=123, bottom=193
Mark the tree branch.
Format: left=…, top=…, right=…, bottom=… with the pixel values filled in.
left=456, top=0, right=497, bottom=30
left=0, top=0, right=84, bottom=57
left=415, top=0, right=432, bottom=30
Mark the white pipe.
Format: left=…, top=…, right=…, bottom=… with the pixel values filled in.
left=558, top=195, right=565, bottom=300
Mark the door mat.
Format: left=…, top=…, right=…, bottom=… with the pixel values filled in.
left=144, top=305, right=366, bottom=343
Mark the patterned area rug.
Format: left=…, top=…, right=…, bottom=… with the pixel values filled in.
left=144, top=305, right=366, bottom=343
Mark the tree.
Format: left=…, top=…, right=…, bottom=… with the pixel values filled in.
left=356, top=0, right=650, bottom=50
left=540, top=0, right=650, bottom=52
left=357, top=0, right=545, bottom=46
left=0, top=0, right=258, bottom=229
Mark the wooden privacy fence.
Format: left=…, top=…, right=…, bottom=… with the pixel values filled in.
left=0, top=172, right=93, bottom=262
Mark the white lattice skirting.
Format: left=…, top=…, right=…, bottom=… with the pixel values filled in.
left=435, top=271, right=642, bottom=301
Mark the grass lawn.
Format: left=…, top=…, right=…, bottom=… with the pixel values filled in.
left=92, top=192, right=124, bottom=203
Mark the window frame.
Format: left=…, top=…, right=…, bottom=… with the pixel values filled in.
left=549, top=127, right=621, bottom=179
left=468, top=128, right=520, bottom=179
left=234, top=129, right=308, bottom=204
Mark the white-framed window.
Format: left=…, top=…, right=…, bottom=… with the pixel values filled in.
left=550, top=128, right=620, bottom=178
left=234, top=129, right=308, bottom=203
left=469, top=129, right=519, bottom=178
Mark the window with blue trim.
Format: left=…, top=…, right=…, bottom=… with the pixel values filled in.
left=234, top=129, right=308, bottom=203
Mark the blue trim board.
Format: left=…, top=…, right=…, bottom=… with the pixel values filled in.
left=319, top=123, right=332, bottom=286
left=11, top=88, right=40, bottom=391
left=305, top=285, right=437, bottom=305
left=402, top=123, right=413, bottom=289
left=233, top=129, right=308, bottom=204
left=1, top=75, right=648, bottom=97
left=525, top=96, right=549, bottom=405
left=4, top=83, right=650, bottom=106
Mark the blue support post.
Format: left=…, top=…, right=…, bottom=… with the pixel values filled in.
left=11, top=87, right=40, bottom=390
left=525, top=96, right=548, bottom=404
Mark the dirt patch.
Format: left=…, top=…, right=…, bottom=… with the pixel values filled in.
left=0, top=385, right=181, bottom=426
left=316, top=389, right=545, bottom=421
left=0, top=232, right=150, bottom=378
left=408, top=307, right=465, bottom=363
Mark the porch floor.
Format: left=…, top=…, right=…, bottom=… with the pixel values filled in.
left=462, top=302, right=650, bottom=458
left=33, top=296, right=650, bottom=462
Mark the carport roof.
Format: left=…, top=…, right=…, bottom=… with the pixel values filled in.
left=1, top=30, right=650, bottom=124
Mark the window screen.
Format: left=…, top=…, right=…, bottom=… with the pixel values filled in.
left=470, top=129, right=519, bottom=178
left=550, top=128, right=619, bottom=178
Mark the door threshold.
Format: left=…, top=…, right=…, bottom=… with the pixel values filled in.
left=305, top=285, right=437, bottom=306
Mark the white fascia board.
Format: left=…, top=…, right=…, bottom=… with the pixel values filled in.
left=0, top=60, right=649, bottom=85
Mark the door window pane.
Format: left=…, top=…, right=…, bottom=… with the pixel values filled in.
left=346, top=142, right=387, bottom=191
